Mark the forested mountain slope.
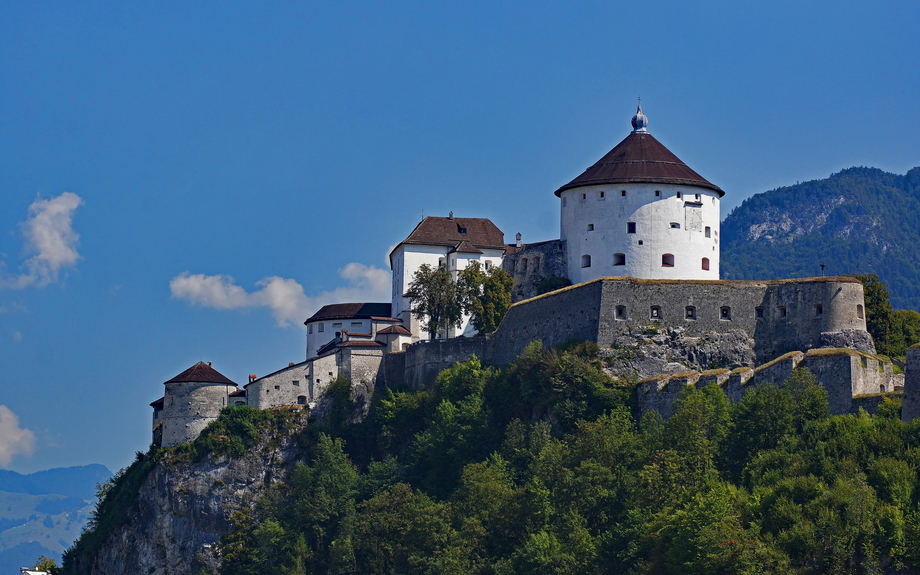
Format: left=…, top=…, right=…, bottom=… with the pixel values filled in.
left=721, top=167, right=920, bottom=310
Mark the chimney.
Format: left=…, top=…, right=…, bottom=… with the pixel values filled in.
left=448, top=211, right=453, bottom=220
left=515, top=232, right=522, bottom=248
left=249, top=374, right=257, bottom=383
left=207, top=361, right=212, bottom=366
left=289, top=362, right=295, bottom=367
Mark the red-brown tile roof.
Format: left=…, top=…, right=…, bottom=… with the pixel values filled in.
left=390, top=216, right=505, bottom=264
left=555, top=132, right=723, bottom=197
left=337, top=340, right=385, bottom=348
left=164, top=361, right=237, bottom=386
left=230, top=389, right=246, bottom=397
left=305, top=302, right=392, bottom=324
left=378, top=325, right=411, bottom=335
left=345, top=332, right=373, bottom=338
left=150, top=397, right=164, bottom=409
left=448, top=240, right=483, bottom=254
left=504, top=239, right=561, bottom=255
left=370, top=316, right=403, bottom=322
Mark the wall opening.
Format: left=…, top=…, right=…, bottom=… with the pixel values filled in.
left=662, top=254, right=674, bottom=267
left=814, top=304, right=823, bottom=317
left=677, top=192, right=682, bottom=199
left=655, top=190, right=661, bottom=197
left=534, top=256, right=540, bottom=270
left=756, top=306, right=765, bottom=319
left=720, top=306, right=732, bottom=320
left=600, top=191, right=605, bottom=199
left=650, top=306, right=662, bottom=320
left=318, top=323, right=324, bottom=332
left=615, top=305, right=626, bottom=320
left=670, top=222, right=680, bottom=229
left=705, top=226, right=711, bottom=238
left=702, top=257, right=710, bottom=270
left=587, top=224, right=594, bottom=231
left=613, top=253, right=626, bottom=266
left=581, top=193, right=586, bottom=201
left=297, top=396, right=307, bottom=405
left=685, top=306, right=696, bottom=320
left=857, top=304, right=864, bottom=319
left=627, top=222, right=637, bottom=234
left=581, top=255, right=591, bottom=268
left=621, top=189, right=626, bottom=197
left=778, top=306, right=787, bottom=317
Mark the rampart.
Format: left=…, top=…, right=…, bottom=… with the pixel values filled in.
left=160, top=382, right=237, bottom=448
left=403, top=337, right=490, bottom=389
left=502, top=239, right=568, bottom=302
left=902, top=345, right=920, bottom=422
left=637, top=348, right=902, bottom=419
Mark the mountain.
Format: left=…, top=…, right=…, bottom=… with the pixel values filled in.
left=0, top=465, right=111, bottom=573
left=721, top=166, right=920, bottom=310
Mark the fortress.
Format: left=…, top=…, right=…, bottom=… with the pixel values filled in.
left=150, top=105, right=919, bottom=448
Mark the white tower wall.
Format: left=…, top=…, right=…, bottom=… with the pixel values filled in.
left=561, top=182, right=720, bottom=284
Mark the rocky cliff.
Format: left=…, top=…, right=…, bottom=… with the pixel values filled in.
left=65, top=412, right=309, bottom=575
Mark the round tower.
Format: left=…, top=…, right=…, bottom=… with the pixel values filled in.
left=160, top=361, right=238, bottom=447
left=557, top=105, right=723, bottom=284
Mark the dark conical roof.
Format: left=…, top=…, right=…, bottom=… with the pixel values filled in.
left=555, top=131, right=723, bottom=197
left=164, top=361, right=237, bottom=386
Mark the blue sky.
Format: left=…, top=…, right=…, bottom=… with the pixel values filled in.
left=0, top=1, right=917, bottom=474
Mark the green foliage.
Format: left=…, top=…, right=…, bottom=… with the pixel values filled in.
left=458, top=261, right=514, bottom=334
left=850, top=273, right=899, bottom=355
left=405, top=263, right=462, bottom=338
left=537, top=276, right=572, bottom=296
left=33, top=555, right=59, bottom=574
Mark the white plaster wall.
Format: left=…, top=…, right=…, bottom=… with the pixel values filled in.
left=245, top=363, right=311, bottom=409
left=306, top=318, right=375, bottom=359
left=560, top=183, right=720, bottom=283
left=391, top=244, right=504, bottom=340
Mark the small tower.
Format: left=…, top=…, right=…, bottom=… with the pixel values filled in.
left=157, top=361, right=238, bottom=447
left=556, top=105, right=724, bottom=283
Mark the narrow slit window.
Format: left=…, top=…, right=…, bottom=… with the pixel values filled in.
left=655, top=190, right=661, bottom=197
left=702, top=257, right=710, bottom=271
left=581, top=193, right=586, bottom=201
left=599, top=191, right=605, bottom=199
left=814, top=304, right=823, bottom=316
left=662, top=254, right=675, bottom=267
left=778, top=306, right=787, bottom=317
left=613, top=253, right=626, bottom=266
left=857, top=304, right=864, bottom=319
left=621, top=189, right=626, bottom=197
left=677, top=192, right=682, bottom=199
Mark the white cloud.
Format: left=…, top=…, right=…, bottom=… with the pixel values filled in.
left=0, top=406, right=36, bottom=466
left=170, top=263, right=391, bottom=327
left=1, top=192, right=83, bottom=289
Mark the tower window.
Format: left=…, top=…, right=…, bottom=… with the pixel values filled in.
left=695, top=194, right=700, bottom=200
left=720, top=306, right=732, bottom=320
left=662, top=254, right=675, bottom=267
left=297, top=396, right=307, bottom=405
left=778, top=306, right=787, bottom=317
left=581, top=255, right=591, bottom=268
left=655, top=190, right=661, bottom=197
left=857, top=304, right=864, bottom=319
left=756, top=307, right=765, bottom=319
left=599, top=191, right=605, bottom=199
left=702, top=258, right=710, bottom=271
left=308, top=324, right=313, bottom=334
left=616, top=305, right=626, bottom=320
left=685, top=306, right=696, bottom=320
left=627, top=222, right=636, bottom=234
left=581, top=193, right=586, bottom=201
left=587, top=224, right=594, bottom=231
left=677, top=192, right=682, bottom=199
left=613, top=253, right=626, bottom=266
left=814, top=304, right=823, bottom=316
left=670, top=222, right=680, bottom=229
left=318, top=323, right=324, bottom=333
left=705, top=226, right=711, bottom=238
left=650, top=306, right=662, bottom=320
left=621, top=190, right=626, bottom=197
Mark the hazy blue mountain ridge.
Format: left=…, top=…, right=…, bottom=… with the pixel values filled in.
left=721, top=166, right=920, bottom=310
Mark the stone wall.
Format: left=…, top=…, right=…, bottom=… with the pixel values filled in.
left=161, top=382, right=237, bottom=448
left=902, top=345, right=920, bottom=422
left=851, top=393, right=903, bottom=416
left=403, top=337, right=490, bottom=389
left=502, top=239, right=568, bottom=302
left=245, top=362, right=311, bottom=410
left=377, top=350, right=407, bottom=389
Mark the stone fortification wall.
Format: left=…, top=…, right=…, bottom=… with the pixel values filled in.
left=403, top=337, right=490, bottom=389
left=851, top=393, right=903, bottom=416
left=161, top=382, right=237, bottom=448
left=245, top=363, right=311, bottom=410
left=637, top=348, right=900, bottom=419
left=490, top=280, right=604, bottom=365
left=377, top=350, right=406, bottom=388
left=502, top=239, right=568, bottom=302
left=902, top=345, right=920, bottom=422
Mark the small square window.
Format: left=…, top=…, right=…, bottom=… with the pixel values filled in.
left=627, top=222, right=637, bottom=234
left=621, top=190, right=626, bottom=197
left=720, top=306, right=731, bottom=320
left=778, top=306, right=787, bottom=318
left=615, top=305, right=626, bottom=320
left=756, top=307, right=765, bottom=319
left=587, top=224, right=594, bottom=231
left=685, top=306, right=696, bottom=320
left=638, top=240, right=643, bottom=245
left=274, top=385, right=280, bottom=390
left=677, top=192, right=682, bottom=199
left=655, top=190, right=661, bottom=197
left=293, top=380, right=300, bottom=386
left=814, top=304, right=823, bottom=316
left=650, top=306, right=661, bottom=320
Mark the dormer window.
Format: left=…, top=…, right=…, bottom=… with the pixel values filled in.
left=458, top=224, right=467, bottom=234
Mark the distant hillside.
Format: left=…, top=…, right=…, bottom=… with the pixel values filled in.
left=721, top=166, right=920, bottom=310
left=0, top=465, right=111, bottom=573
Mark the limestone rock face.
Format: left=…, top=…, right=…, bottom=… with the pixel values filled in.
left=821, top=329, right=877, bottom=355
left=602, top=327, right=757, bottom=381
left=85, top=422, right=308, bottom=575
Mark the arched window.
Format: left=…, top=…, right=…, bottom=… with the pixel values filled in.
left=613, top=253, right=626, bottom=266
left=662, top=254, right=674, bottom=267
left=857, top=304, right=864, bottom=319
left=581, top=255, right=592, bottom=268
left=702, top=257, right=710, bottom=270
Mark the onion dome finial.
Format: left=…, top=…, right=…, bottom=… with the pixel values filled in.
left=631, top=101, right=649, bottom=133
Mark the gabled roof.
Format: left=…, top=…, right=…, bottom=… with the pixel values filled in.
left=448, top=240, right=483, bottom=255
left=378, top=325, right=411, bottom=335
left=164, top=361, right=237, bottom=386
left=390, top=216, right=505, bottom=265
left=150, top=397, right=164, bottom=409
left=305, top=303, right=392, bottom=324
left=555, top=131, right=723, bottom=197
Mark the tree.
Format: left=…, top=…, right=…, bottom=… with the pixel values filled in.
left=404, top=263, right=462, bottom=339
left=457, top=262, right=514, bottom=334
left=32, top=556, right=59, bottom=574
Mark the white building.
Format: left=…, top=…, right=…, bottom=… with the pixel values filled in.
left=304, top=302, right=405, bottom=359
left=557, top=105, right=723, bottom=284
left=151, top=361, right=239, bottom=448
left=389, top=214, right=506, bottom=339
